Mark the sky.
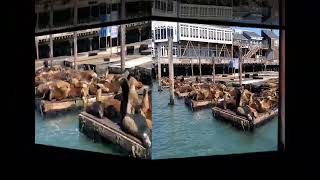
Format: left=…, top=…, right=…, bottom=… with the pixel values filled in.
left=233, top=26, right=279, bottom=37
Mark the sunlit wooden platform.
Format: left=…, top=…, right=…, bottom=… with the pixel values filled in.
left=184, top=97, right=213, bottom=111
left=79, top=112, right=151, bottom=159
left=212, top=107, right=278, bottom=130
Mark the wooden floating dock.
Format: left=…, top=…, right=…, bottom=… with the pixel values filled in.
left=78, top=112, right=150, bottom=159
left=212, top=107, right=278, bottom=130
left=35, top=97, right=84, bottom=116
left=174, top=90, right=190, bottom=98
left=35, top=94, right=112, bottom=116
left=184, top=97, right=213, bottom=111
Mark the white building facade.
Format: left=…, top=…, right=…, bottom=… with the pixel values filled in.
left=152, top=21, right=233, bottom=58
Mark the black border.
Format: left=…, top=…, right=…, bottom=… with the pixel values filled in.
left=32, top=0, right=284, bottom=160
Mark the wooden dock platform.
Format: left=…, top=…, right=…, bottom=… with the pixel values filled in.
left=34, top=94, right=112, bottom=116
left=174, top=90, right=190, bottom=98
left=212, top=107, right=278, bottom=130
left=184, top=97, right=213, bottom=111
left=78, top=112, right=151, bottom=159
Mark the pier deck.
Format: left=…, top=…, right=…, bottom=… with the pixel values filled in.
left=79, top=112, right=150, bottom=159
left=174, top=90, right=190, bottom=98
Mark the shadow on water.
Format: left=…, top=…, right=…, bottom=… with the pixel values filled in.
left=152, top=81, right=278, bottom=160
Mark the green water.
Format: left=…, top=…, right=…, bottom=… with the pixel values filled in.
left=152, top=81, right=278, bottom=159
left=35, top=109, right=127, bottom=156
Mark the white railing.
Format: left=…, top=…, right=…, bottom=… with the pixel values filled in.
left=152, top=1, right=232, bottom=19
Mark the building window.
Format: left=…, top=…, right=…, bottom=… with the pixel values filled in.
left=160, top=28, right=164, bottom=39
left=168, top=1, right=173, bottom=12
left=173, top=46, right=177, bottom=56
left=195, top=28, right=198, bottom=38
left=181, top=27, right=184, bottom=37
left=204, top=29, right=207, bottom=39
left=185, top=27, right=189, bottom=37
left=274, top=39, right=279, bottom=47
left=157, top=28, right=161, bottom=39
left=191, top=28, right=194, bottom=38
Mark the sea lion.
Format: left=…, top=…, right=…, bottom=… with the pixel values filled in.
left=48, top=80, right=71, bottom=101
left=141, top=88, right=152, bottom=129
left=83, top=96, right=104, bottom=119
left=118, top=77, right=151, bottom=148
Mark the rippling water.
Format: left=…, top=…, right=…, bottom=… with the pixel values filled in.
left=152, top=81, right=278, bottom=159
left=35, top=109, right=127, bottom=156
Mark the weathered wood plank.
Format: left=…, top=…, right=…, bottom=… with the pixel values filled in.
left=185, top=97, right=213, bottom=111
left=79, top=112, right=150, bottom=159
left=212, top=107, right=278, bottom=130
left=174, top=90, right=190, bottom=98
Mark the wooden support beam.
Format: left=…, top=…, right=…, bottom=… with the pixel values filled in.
left=139, top=28, right=142, bottom=42
left=157, top=46, right=162, bottom=91
left=199, top=43, right=202, bottom=79
left=49, top=34, right=53, bottom=67
left=35, top=38, right=39, bottom=60
left=191, top=58, right=194, bottom=76
left=212, top=57, right=215, bottom=84
left=120, top=0, right=126, bottom=72
left=120, top=24, right=126, bottom=72
left=73, top=31, right=78, bottom=70
left=168, top=37, right=174, bottom=105
left=89, top=38, right=93, bottom=52
left=239, top=47, right=243, bottom=86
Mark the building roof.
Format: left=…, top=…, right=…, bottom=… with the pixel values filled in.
left=233, top=33, right=248, bottom=41
left=262, top=30, right=278, bottom=39
left=243, top=31, right=262, bottom=39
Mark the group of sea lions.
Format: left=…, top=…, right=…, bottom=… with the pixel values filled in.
left=35, top=66, right=152, bottom=148
left=165, top=76, right=278, bottom=121
left=82, top=71, right=152, bottom=148
left=35, top=66, right=96, bottom=101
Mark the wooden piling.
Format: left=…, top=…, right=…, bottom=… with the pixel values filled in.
left=168, top=37, right=174, bottom=105
left=239, top=48, right=243, bottom=86
left=191, top=58, right=194, bottom=76
left=157, top=47, right=162, bottom=91
left=198, top=43, right=202, bottom=79
left=120, top=24, right=126, bottom=72
left=73, top=31, right=78, bottom=70
left=49, top=34, right=53, bottom=67
left=212, top=57, right=215, bottom=84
